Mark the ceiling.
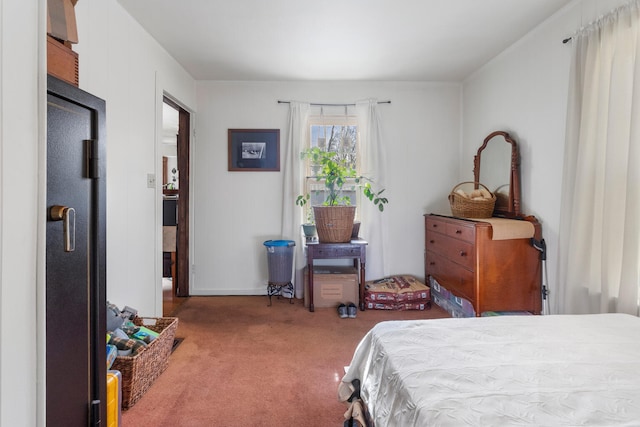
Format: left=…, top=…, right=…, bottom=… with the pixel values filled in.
left=118, top=0, right=573, bottom=82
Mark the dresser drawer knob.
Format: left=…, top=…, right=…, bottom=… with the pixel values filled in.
left=459, top=251, right=467, bottom=257
left=455, top=229, right=462, bottom=234
left=429, top=239, right=435, bottom=244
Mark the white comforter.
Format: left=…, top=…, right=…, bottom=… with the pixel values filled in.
left=340, top=314, right=640, bottom=426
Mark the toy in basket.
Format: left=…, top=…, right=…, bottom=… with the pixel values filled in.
left=448, top=182, right=496, bottom=218
left=110, top=317, right=178, bottom=409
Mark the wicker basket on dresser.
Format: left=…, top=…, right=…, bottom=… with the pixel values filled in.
left=425, top=213, right=542, bottom=316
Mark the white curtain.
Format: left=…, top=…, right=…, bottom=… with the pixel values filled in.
left=281, top=102, right=310, bottom=298
left=558, top=1, right=640, bottom=315
left=356, top=99, right=389, bottom=280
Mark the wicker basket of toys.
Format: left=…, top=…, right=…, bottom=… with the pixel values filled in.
left=110, top=317, right=178, bottom=409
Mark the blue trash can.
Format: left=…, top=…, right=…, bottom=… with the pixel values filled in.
left=263, top=240, right=295, bottom=305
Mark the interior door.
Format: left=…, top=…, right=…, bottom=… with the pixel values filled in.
left=46, top=75, right=107, bottom=426
left=163, top=96, right=191, bottom=298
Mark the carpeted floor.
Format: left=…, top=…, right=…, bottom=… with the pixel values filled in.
left=121, top=296, right=450, bottom=426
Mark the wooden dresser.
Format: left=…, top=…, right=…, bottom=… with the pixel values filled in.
left=425, top=213, right=542, bottom=315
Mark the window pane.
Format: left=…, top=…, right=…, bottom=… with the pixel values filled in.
left=308, top=181, right=357, bottom=206
left=310, top=124, right=357, bottom=170
left=303, top=117, right=359, bottom=219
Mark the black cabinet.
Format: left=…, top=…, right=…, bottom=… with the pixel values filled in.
left=163, top=198, right=178, bottom=226
left=46, top=75, right=107, bottom=426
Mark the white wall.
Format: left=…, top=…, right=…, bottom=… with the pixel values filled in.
left=73, top=0, right=197, bottom=316
left=461, top=0, right=629, bottom=314
left=192, top=81, right=461, bottom=295
left=0, top=2, right=43, bottom=425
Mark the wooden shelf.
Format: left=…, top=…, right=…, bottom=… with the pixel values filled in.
left=47, top=35, right=78, bottom=87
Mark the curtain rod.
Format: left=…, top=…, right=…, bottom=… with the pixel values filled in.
left=561, top=0, right=639, bottom=44
left=277, top=100, right=391, bottom=107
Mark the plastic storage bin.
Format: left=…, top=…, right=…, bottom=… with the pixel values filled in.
left=263, top=240, right=295, bottom=305
left=106, top=370, right=122, bottom=427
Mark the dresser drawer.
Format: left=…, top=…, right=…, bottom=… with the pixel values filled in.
left=425, top=233, right=475, bottom=270
left=425, top=216, right=447, bottom=236
left=426, top=215, right=475, bottom=242
left=445, top=222, right=475, bottom=243
left=426, top=251, right=475, bottom=302
left=311, top=246, right=362, bottom=258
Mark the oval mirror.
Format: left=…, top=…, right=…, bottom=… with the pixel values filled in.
left=473, top=131, right=521, bottom=218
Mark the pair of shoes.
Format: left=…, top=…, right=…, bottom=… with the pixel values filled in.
left=338, top=303, right=348, bottom=318
left=338, top=303, right=358, bottom=318
left=347, top=303, right=357, bottom=318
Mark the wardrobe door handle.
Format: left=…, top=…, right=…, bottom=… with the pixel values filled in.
left=50, top=205, right=76, bottom=252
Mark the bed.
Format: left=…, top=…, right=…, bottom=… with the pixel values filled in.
left=339, top=314, right=640, bottom=426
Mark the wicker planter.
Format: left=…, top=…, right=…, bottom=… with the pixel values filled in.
left=313, top=206, right=356, bottom=243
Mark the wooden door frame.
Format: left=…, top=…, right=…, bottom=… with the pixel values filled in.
left=163, top=96, right=190, bottom=297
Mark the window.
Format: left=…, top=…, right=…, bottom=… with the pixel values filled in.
left=303, top=115, right=360, bottom=220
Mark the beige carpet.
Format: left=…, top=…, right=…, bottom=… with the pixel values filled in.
left=120, top=295, right=450, bottom=426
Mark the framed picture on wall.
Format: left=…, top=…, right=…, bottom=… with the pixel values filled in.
left=228, top=129, right=280, bottom=171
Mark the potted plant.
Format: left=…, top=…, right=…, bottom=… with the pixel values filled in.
left=295, top=194, right=317, bottom=239
left=298, top=147, right=388, bottom=243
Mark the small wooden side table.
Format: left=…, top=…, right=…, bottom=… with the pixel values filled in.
left=305, top=239, right=367, bottom=312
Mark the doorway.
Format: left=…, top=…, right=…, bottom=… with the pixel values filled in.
left=161, top=96, right=190, bottom=315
